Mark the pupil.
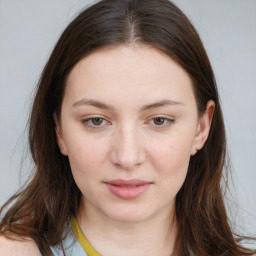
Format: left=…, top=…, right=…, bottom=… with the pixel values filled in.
left=92, top=118, right=103, bottom=125
left=154, top=118, right=164, bottom=125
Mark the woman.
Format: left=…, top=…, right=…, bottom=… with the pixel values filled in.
left=0, top=0, right=255, bottom=255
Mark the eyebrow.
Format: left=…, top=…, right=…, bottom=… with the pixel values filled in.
left=72, top=99, right=114, bottom=110
left=72, top=98, right=184, bottom=111
left=140, top=99, right=184, bottom=111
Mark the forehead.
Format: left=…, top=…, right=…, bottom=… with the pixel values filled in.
left=64, top=44, right=196, bottom=108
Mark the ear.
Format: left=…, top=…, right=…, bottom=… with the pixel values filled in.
left=53, top=113, right=68, bottom=156
left=191, top=100, right=215, bottom=155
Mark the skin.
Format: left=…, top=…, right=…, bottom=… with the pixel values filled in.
left=0, top=44, right=214, bottom=255
left=0, top=236, right=41, bottom=256
left=54, top=44, right=214, bottom=256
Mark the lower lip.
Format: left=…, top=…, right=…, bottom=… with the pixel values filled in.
left=105, top=183, right=151, bottom=199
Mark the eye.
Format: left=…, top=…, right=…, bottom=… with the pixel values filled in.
left=90, top=117, right=104, bottom=126
left=153, top=117, right=167, bottom=125
left=148, top=117, right=174, bottom=127
left=82, top=117, right=109, bottom=127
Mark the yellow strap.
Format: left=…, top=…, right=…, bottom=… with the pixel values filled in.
left=71, top=217, right=102, bottom=256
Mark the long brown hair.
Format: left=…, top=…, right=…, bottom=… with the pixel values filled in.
left=0, top=0, right=255, bottom=255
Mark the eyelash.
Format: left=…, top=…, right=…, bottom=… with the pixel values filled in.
left=147, top=117, right=174, bottom=127
left=81, top=117, right=109, bottom=128
left=81, top=116, right=175, bottom=129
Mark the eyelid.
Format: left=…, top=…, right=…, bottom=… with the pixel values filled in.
left=81, top=115, right=174, bottom=129
left=81, top=115, right=111, bottom=128
left=146, top=115, right=175, bottom=127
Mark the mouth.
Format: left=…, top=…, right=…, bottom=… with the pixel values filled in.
left=104, top=179, right=153, bottom=199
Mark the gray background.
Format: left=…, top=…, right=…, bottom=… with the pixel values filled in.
left=0, top=0, right=255, bottom=235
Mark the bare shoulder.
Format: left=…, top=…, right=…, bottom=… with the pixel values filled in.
left=0, top=235, right=41, bottom=256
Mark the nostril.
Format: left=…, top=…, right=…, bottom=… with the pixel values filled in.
left=109, top=144, right=146, bottom=169
left=109, top=128, right=146, bottom=169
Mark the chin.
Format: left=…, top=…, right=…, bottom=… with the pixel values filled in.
left=109, top=215, right=146, bottom=223
left=104, top=207, right=151, bottom=223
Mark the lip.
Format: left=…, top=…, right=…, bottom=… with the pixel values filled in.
left=104, top=179, right=152, bottom=200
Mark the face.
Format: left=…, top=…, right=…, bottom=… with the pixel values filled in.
left=55, top=45, right=213, bottom=224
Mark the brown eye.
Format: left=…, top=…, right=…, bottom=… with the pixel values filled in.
left=153, top=117, right=166, bottom=125
left=82, top=117, right=109, bottom=129
left=149, top=117, right=174, bottom=127
left=91, top=118, right=104, bottom=126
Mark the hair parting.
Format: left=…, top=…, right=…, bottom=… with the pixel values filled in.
left=1, top=0, right=255, bottom=255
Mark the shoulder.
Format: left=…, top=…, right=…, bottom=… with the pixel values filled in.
left=0, top=235, right=41, bottom=256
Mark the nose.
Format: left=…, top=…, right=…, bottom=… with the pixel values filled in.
left=110, top=125, right=146, bottom=170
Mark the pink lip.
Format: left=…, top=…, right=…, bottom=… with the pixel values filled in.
left=104, top=179, right=152, bottom=199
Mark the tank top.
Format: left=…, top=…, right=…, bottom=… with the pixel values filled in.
left=50, top=217, right=102, bottom=256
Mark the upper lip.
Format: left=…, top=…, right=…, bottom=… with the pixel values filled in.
left=104, top=179, right=152, bottom=186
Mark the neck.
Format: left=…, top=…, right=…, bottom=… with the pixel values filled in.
left=77, top=200, right=179, bottom=256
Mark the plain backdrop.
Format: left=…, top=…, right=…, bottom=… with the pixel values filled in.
left=0, top=0, right=255, bottom=235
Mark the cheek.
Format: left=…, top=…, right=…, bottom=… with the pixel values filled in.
left=157, top=142, right=191, bottom=195
left=152, top=135, right=193, bottom=167
left=66, top=139, right=109, bottom=199
left=65, top=135, right=109, bottom=176
left=149, top=133, right=194, bottom=187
